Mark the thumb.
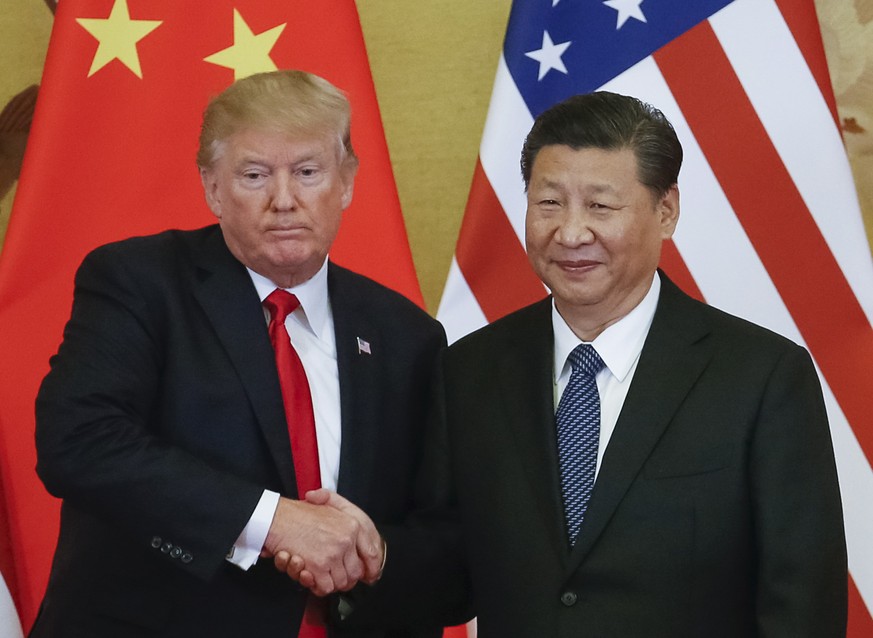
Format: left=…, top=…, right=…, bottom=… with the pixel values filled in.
left=303, top=488, right=333, bottom=505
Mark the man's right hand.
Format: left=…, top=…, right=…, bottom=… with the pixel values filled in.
left=262, top=495, right=382, bottom=596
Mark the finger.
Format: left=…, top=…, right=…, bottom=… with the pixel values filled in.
left=311, top=570, right=337, bottom=598
left=298, top=569, right=316, bottom=590
left=360, top=545, right=383, bottom=583
left=284, top=554, right=306, bottom=580
left=274, top=550, right=292, bottom=573
left=338, top=551, right=364, bottom=591
left=303, top=488, right=331, bottom=505
left=321, top=493, right=381, bottom=561
left=361, top=538, right=385, bottom=584
left=353, top=517, right=382, bottom=567
left=328, top=556, right=354, bottom=592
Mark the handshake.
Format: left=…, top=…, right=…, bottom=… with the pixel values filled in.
left=261, top=489, right=385, bottom=597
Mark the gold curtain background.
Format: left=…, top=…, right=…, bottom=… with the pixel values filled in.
left=1, top=0, right=871, bottom=313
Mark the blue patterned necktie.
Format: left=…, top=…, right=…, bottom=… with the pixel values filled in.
left=556, top=343, right=605, bottom=547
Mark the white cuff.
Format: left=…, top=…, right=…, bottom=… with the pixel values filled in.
left=226, top=489, right=280, bottom=570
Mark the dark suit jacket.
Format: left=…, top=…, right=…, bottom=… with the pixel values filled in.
left=32, top=225, right=448, bottom=638
left=389, top=273, right=846, bottom=638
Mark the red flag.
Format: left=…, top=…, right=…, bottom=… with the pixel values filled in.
left=441, top=625, right=472, bottom=638
left=438, top=0, right=873, bottom=635
left=0, top=0, right=421, bottom=628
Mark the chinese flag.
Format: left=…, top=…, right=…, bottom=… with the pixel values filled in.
left=0, top=0, right=422, bottom=629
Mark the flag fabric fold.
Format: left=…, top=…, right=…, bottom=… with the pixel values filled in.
left=0, top=0, right=421, bottom=629
left=437, top=0, right=873, bottom=634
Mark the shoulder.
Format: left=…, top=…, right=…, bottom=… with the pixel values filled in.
left=656, top=273, right=808, bottom=361
left=81, top=225, right=218, bottom=273
left=73, top=226, right=225, bottom=310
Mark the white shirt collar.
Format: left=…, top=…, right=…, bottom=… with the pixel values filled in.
left=246, top=259, right=331, bottom=341
left=553, top=272, right=661, bottom=382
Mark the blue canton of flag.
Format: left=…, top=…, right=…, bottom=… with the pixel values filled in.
left=505, top=0, right=733, bottom=116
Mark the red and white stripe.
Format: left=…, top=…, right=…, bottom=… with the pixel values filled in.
left=437, top=0, right=873, bottom=632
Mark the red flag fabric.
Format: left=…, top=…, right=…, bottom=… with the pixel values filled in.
left=0, top=0, right=422, bottom=629
left=441, top=625, right=471, bottom=638
left=437, top=0, right=873, bottom=635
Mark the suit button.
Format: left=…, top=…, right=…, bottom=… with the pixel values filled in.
left=181, top=552, right=194, bottom=564
left=560, top=591, right=578, bottom=607
left=160, top=542, right=173, bottom=554
left=170, top=547, right=183, bottom=559
left=150, top=536, right=162, bottom=549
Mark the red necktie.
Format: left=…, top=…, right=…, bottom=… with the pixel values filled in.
left=263, top=290, right=326, bottom=638
left=264, top=289, right=321, bottom=496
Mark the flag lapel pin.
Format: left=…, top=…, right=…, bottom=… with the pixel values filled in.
left=356, top=337, right=372, bottom=355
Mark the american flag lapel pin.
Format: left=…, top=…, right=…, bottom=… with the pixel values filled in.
left=356, top=336, right=372, bottom=355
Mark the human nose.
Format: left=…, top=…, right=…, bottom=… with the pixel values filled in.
left=270, top=173, right=297, bottom=212
left=554, top=209, right=595, bottom=247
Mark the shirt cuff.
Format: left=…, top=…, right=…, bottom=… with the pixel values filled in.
left=226, top=489, right=280, bottom=570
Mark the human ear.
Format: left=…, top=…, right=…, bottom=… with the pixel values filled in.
left=658, top=184, right=680, bottom=239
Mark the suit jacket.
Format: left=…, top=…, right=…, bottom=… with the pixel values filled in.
left=32, top=225, right=448, bottom=638
left=394, top=273, right=846, bottom=638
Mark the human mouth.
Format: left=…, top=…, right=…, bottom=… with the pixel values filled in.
left=555, top=258, right=600, bottom=272
left=268, top=226, right=307, bottom=236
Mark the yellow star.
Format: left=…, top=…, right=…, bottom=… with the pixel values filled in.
left=204, top=9, right=286, bottom=80
left=76, top=0, right=162, bottom=78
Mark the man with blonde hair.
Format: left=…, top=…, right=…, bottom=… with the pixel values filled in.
left=32, top=70, right=458, bottom=637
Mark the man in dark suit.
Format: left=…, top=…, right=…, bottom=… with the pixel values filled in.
left=31, top=70, right=456, bottom=637
left=349, top=91, right=846, bottom=637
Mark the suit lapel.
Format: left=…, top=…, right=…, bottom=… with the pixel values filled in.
left=567, top=276, right=714, bottom=573
left=190, top=227, right=297, bottom=495
left=495, top=299, right=569, bottom=561
left=329, top=265, right=381, bottom=505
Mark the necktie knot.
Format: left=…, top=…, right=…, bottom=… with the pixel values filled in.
left=264, top=289, right=300, bottom=324
left=568, top=344, right=604, bottom=379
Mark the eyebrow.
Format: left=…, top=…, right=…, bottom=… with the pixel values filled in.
left=534, top=178, right=619, bottom=195
left=234, top=153, right=270, bottom=166
left=234, top=152, right=325, bottom=168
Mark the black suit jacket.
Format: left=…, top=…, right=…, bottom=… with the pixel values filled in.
left=32, top=225, right=447, bottom=638
left=387, top=273, right=846, bottom=638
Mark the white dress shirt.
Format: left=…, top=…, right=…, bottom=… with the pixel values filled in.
left=229, top=259, right=342, bottom=569
left=552, top=272, right=660, bottom=478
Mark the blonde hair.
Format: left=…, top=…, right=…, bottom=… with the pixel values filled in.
left=197, top=70, right=357, bottom=168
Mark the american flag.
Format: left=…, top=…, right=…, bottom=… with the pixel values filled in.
left=437, top=0, right=873, bottom=634
left=357, top=337, right=372, bottom=355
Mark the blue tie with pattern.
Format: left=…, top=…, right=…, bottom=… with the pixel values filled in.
left=556, top=343, right=605, bottom=547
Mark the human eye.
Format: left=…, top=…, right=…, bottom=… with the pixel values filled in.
left=238, top=167, right=267, bottom=187
left=529, top=197, right=562, bottom=218
left=296, top=164, right=323, bottom=181
left=589, top=200, right=617, bottom=212
left=530, top=191, right=561, bottom=208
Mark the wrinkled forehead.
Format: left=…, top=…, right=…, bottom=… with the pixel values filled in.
left=206, top=123, right=349, bottom=167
